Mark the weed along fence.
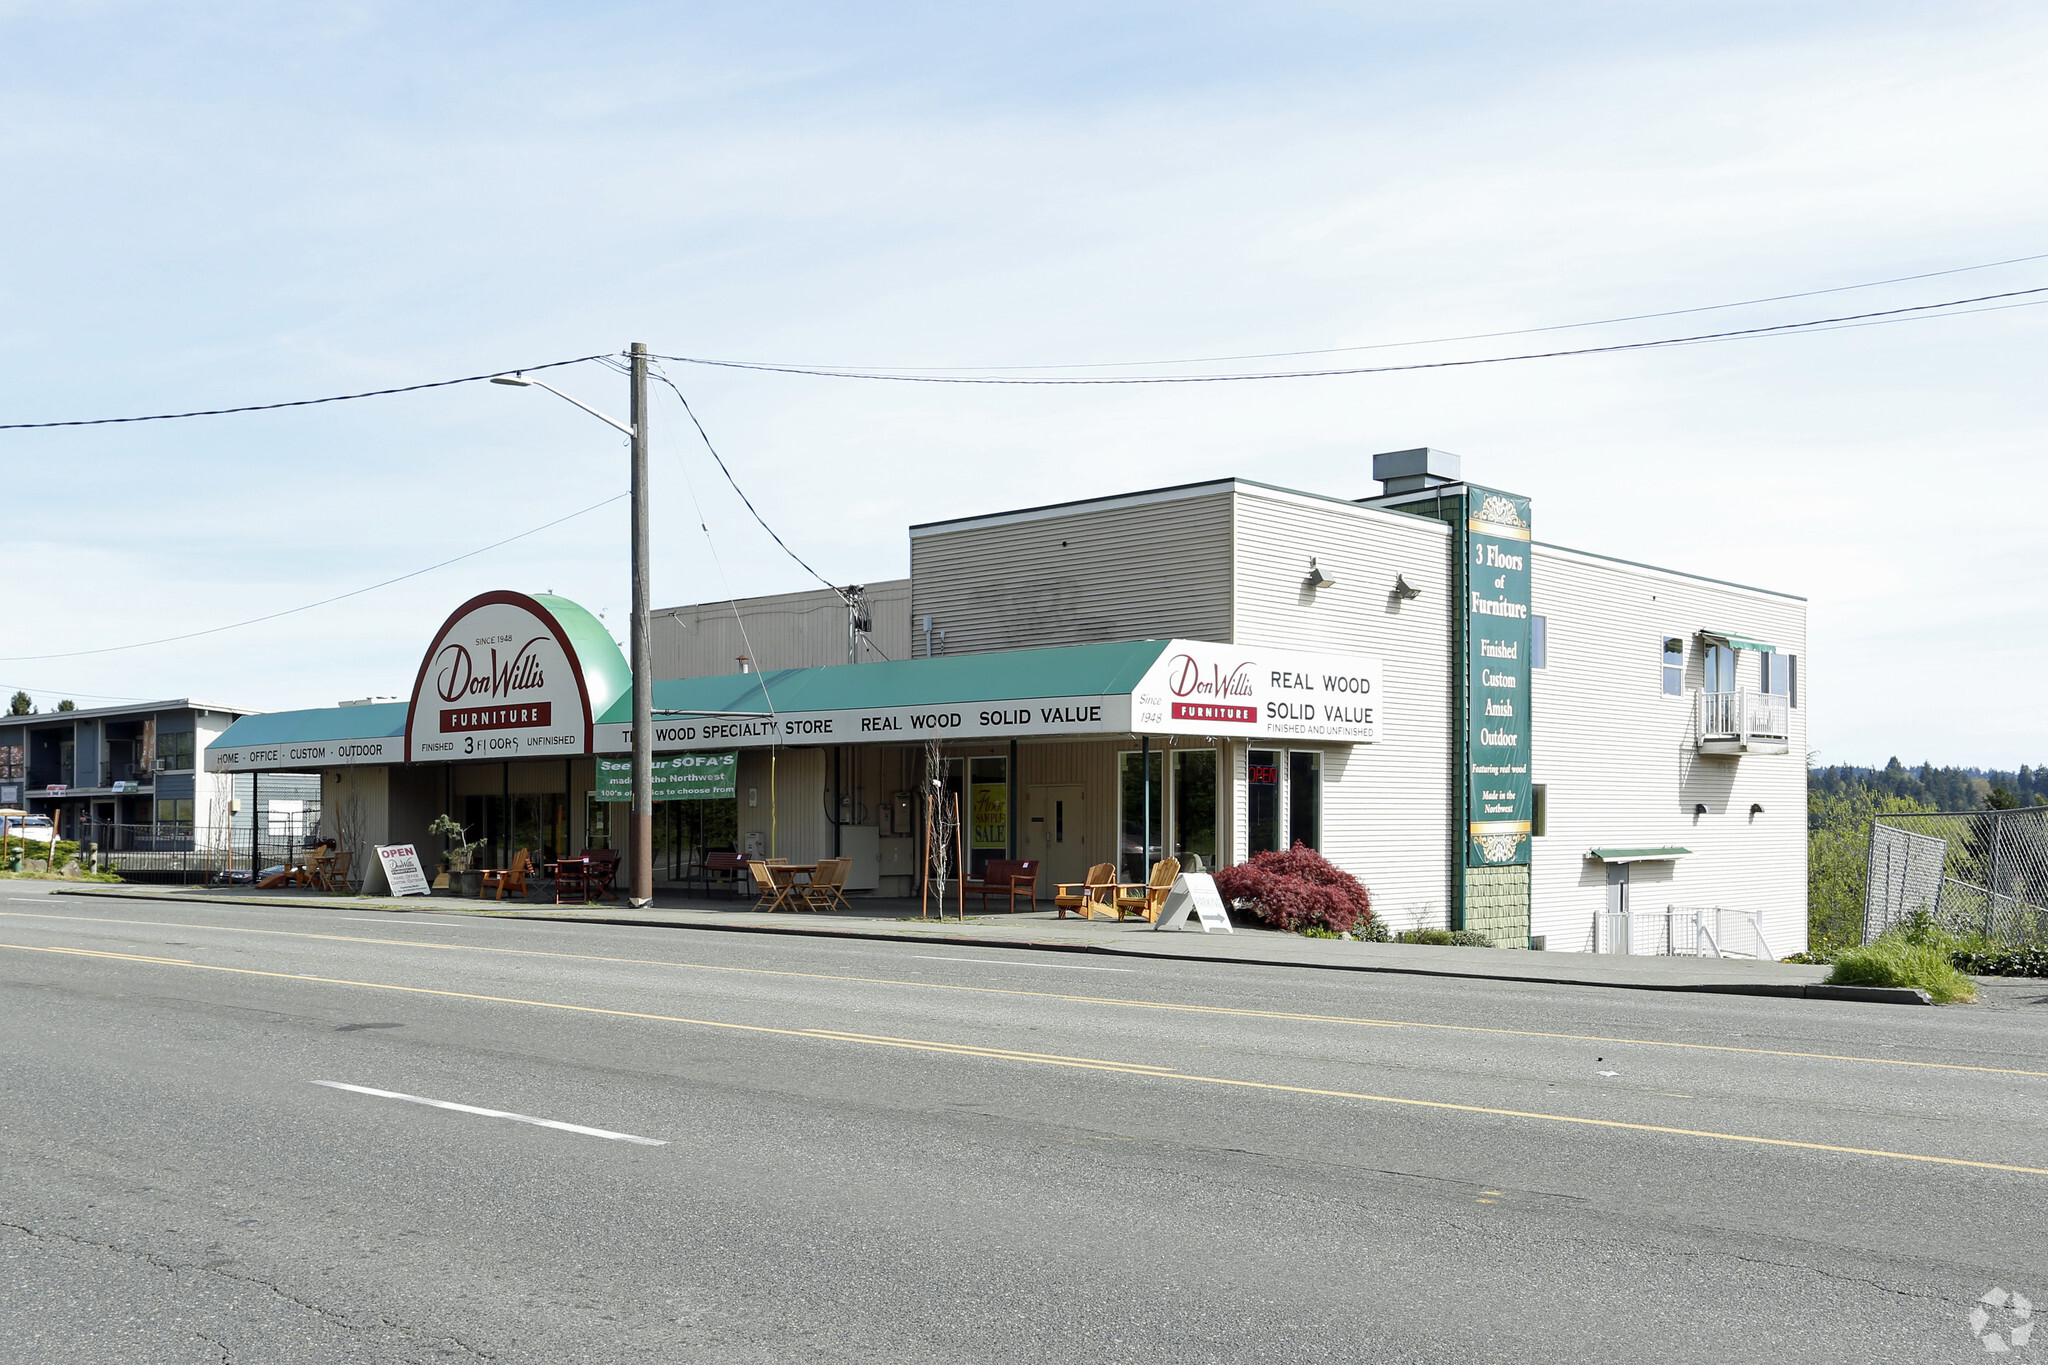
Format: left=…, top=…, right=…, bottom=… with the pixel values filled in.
left=1864, top=806, right=2048, bottom=946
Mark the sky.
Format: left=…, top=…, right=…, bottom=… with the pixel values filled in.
left=1, top=1, right=2043, bottom=766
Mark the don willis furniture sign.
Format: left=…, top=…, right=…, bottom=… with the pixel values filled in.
left=404, top=591, right=630, bottom=763
left=1132, top=642, right=1384, bottom=743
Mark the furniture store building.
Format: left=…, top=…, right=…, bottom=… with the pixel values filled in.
left=205, top=448, right=1808, bottom=952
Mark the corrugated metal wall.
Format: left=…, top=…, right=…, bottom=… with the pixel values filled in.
left=1528, top=544, right=1809, bottom=954
left=909, top=485, right=1235, bottom=655
left=654, top=581, right=912, bottom=678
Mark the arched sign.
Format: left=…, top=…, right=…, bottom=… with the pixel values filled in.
left=404, top=591, right=631, bottom=763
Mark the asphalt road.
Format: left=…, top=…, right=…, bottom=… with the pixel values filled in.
left=3, top=882, right=2045, bottom=1363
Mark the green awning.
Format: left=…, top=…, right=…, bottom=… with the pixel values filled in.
left=607, top=639, right=1173, bottom=725
left=206, top=702, right=406, bottom=771
left=1588, top=846, right=1692, bottom=863
left=1698, top=629, right=1775, bottom=653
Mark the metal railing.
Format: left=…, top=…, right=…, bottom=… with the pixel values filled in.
left=54, top=820, right=336, bottom=886
left=1695, top=690, right=1789, bottom=745
left=1865, top=806, right=2048, bottom=945
left=1596, top=905, right=1776, bottom=959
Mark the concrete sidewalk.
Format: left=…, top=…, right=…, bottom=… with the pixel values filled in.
left=47, top=881, right=1927, bottom=1004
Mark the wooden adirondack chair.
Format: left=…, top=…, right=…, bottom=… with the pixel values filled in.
left=1114, top=857, right=1181, bottom=922
left=1053, top=862, right=1117, bottom=920
left=482, top=849, right=530, bottom=901
left=316, top=850, right=353, bottom=892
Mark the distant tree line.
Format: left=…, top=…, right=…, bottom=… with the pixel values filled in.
left=1810, top=757, right=2048, bottom=815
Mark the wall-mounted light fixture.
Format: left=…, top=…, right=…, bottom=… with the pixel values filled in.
left=1393, top=574, right=1422, bottom=601
left=1750, top=803, right=1765, bottom=816
left=1694, top=803, right=1709, bottom=817
left=1304, top=558, right=1336, bottom=590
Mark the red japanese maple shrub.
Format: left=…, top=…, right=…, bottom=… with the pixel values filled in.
left=1213, top=843, right=1373, bottom=935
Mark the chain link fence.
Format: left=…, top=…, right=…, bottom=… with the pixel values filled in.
left=1865, top=807, right=2048, bottom=946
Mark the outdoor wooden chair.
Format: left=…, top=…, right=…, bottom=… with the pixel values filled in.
left=582, top=849, right=621, bottom=901
left=965, top=858, right=1040, bottom=914
left=748, top=858, right=793, bottom=912
left=1114, top=857, right=1181, bottom=923
left=311, top=850, right=351, bottom=892
left=1053, top=862, right=1117, bottom=919
left=553, top=856, right=594, bottom=905
left=482, top=848, right=530, bottom=901
left=799, top=857, right=852, bottom=912
left=295, top=846, right=332, bottom=889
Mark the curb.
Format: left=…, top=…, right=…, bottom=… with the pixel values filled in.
left=1801, top=984, right=1934, bottom=1006
left=46, top=887, right=1924, bottom=1005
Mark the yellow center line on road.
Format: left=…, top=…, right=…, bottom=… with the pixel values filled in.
left=5, top=937, right=2047, bottom=1178
left=5, top=908, right=2045, bottom=1080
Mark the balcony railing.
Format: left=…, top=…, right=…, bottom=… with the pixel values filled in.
left=1694, top=689, right=1789, bottom=755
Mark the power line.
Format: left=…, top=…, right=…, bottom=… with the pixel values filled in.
left=657, top=285, right=2048, bottom=385
left=646, top=367, right=839, bottom=594
left=648, top=362, right=892, bottom=662
left=0, top=353, right=614, bottom=430
left=678, top=250, right=2048, bottom=374
left=0, top=493, right=628, bottom=662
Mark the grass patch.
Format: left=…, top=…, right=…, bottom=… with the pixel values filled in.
left=1826, top=938, right=1977, bottom=1003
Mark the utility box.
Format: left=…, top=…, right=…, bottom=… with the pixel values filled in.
left=838, top=824, right=880, bottom=890
left=878, top=836, right=917, bottom=898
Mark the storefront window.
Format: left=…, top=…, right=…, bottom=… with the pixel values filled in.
left=1248, top=749, right=1280, bottom=856
left=969, top=756, right=1008, bottom=876
left=1288, top=751, right=1321, bottom=851
left=584, top=795, right=612, bottom=852
left=1172, top=749, right=1216, bottom=871
left=932, top=755, right=1009, bottom=876
left=663, top=797, right=740, bottom=877
left=1118, top=749, right=1163, bottom=882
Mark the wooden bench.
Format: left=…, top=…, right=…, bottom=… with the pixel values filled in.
left=964, top=858, right=1040, bottom=914
left=692, top=850, right=750, bottom=897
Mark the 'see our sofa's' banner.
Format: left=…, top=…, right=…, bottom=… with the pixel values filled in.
left=1466, top=488, right=1532, bottom=866
left=595, top=751, right=738, bottom=802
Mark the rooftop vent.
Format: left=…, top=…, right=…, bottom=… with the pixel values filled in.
left=1370, top=447, right=1462, bottom=496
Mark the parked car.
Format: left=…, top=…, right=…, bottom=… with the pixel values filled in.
left=2, top=811, right=57, bottom=845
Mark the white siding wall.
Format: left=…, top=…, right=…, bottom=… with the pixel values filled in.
left=654, top=580, right=912, bottom=679
left=1231, top=487, right=1456, bottom=926
left=909, top=485, right=1235, bottom=655
left=1529, top=545, right=1809, bottom=954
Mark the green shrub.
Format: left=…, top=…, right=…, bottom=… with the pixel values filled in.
left=1951, top=948, right=2048, bottom=978
left=1393, top=928, right=1494, bottom=948
left=1827, top=939, right=1977, bottom=1004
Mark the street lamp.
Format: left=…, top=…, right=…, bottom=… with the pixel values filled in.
left=494, top=344, right=656, bottom=908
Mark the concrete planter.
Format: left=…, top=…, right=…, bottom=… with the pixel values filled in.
left=447, top=870, right=484, bottom=898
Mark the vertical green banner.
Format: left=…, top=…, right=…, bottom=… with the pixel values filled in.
left=1465, top=488, right=1532, bottom=866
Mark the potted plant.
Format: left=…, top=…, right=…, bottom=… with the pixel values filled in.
left=428, top=814, right=485, bottom=897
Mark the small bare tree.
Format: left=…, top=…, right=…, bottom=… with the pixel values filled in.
left=922, top=740, right=958, bottom=913
left=333, top=792, right=369, bottom=892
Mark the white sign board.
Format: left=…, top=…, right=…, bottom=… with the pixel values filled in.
left=592, top=639, right=1384, bottom=755
left=595, top=694, right=1133, bottom=755
left=207, top=733, right=400, bottom=772
left=375, top=843, right=432, bottom=897
left=406, top=592, right=595, bottom=763
left=1132, top=642, right=1384, bottom=744
left=1153, top=873, right=1234, bottom=933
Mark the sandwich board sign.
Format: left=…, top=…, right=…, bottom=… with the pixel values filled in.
left=375, top=844, right=432, bottom=897
left=1153, top=873, right=1233, bottom=933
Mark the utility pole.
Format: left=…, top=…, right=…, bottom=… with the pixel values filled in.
left=629, top=342, right=654, bottom=908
